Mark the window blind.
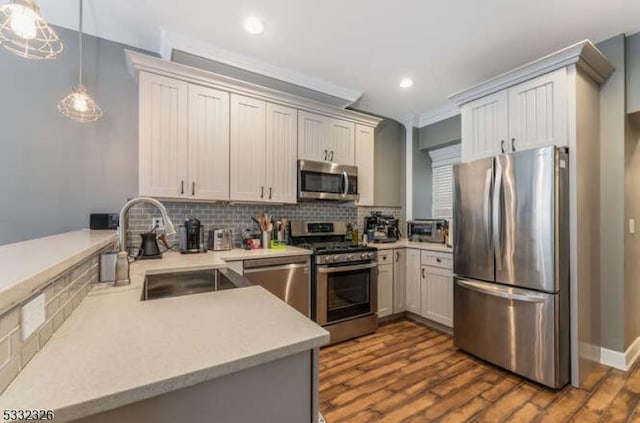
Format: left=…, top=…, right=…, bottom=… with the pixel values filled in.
left=432, top=164, right=454, bottom=219
left=428, top=143, right=461, bottom=220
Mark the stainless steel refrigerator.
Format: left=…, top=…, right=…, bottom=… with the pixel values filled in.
left=453, top=146, right=570, bottom=389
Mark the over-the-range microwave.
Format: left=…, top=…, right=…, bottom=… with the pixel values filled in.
left=297, top=160, right=359, bottom=201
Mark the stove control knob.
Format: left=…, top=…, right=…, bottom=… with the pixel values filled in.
left=334, top=255, right=342, bottom=262
left=324, top=256, right=333, bottom=264
left=347, top=253, right=358, bottom=261
left=361, top=253, right=370, bottom=260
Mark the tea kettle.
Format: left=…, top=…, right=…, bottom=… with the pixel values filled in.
left=139, top=232, right=161, bottom=259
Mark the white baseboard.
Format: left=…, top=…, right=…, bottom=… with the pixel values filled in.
left=600, top=336, right=640, bottom=371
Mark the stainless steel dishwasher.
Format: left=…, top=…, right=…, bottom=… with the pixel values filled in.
left=243, top=255, right=311, bottom=317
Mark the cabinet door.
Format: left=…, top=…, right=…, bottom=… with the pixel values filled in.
left=298, top=111, right=328, bottom=162
left=377, top=264, right=393, bottom=318
left=405, top=249, right=421, bottom=314
left=187, top=85, right=230, bottom=201
left=393, top=249, right=406, bottom=313
left=355, top=124, right=375, bottom=206
left=424, top=266, right=454, bottom=327
left=327, top=118, right=355, bottom=165
left=508, top=68, right=568, bottom=152
left=460, top=90, right=508, bottom=162
left=265, top=103, right=297, bottom=203
left=139, top=72, right=188, bottom=198
left=230, top=94, right=267, bottom=202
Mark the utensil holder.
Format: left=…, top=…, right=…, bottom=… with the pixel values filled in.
left=261, top=231, right=271, bottom=249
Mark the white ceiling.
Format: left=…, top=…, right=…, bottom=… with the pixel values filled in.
left=37, top=0, right=640, bottom=124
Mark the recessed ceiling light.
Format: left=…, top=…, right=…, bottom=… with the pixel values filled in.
left=400, top=78, right=414, bottom=88
left=244, top=16, right=264, bottom=35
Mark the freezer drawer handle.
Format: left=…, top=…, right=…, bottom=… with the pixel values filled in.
left=457, top=279, right=547, bottom=303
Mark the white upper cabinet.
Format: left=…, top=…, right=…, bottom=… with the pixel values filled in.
left=230, top=94, right=267, bottom=202
left=298, top=111, right=327, bottom=162
left=187, top=85, right=230, bottom=201
left=355, top=124, right=375, bottom=206
left=508, top=68, right=568, bottom=152
left=461, top=70, right=568, bottom=162
left=298, top=111, right=356, bottom=165
left=327, top=119, right=355, bottom=165
left=265, top=103, right=297, bottom=203
left=139, top=72, right=189, bottom=198
left=461, top=90, right=509, bottom=162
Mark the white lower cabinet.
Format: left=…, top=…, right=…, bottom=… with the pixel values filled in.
left=392, top=249, right=406, bottom=313
left=422, top=266, right=454, bottom=327
left=377, top=263, right=393, bottom=318
left=405, top=249, right=422, bottom=315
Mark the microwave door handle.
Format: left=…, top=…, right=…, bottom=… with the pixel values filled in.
left=342, top=171, right=349, bottom=197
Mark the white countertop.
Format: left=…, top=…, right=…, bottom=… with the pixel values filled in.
left=370, top=239, right=453, bottom=253
left=0, top=230, right=117, bottom=314
left=0, top=249, right=328, bottom=422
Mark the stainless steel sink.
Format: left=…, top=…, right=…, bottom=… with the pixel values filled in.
left=141, top=268, right=252, bottom=301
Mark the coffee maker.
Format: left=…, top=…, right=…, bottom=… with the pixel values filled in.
left=364, top=212, right=400, bottom=243
left=179, top=218, right=206, bottom=254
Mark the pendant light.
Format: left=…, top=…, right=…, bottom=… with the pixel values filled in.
left=57, top=0, right=102, bottom=122
left=0, top=0, right=62, bottom=59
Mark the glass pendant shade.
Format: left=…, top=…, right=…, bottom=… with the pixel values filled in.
left=0, top=0, right=63, bottom=59
left=58, top=84, right=102, bottom=122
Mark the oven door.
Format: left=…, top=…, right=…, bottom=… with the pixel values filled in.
left=316, top=262, right=378, bottom=326
left=298, top=160, right=358, bottom=201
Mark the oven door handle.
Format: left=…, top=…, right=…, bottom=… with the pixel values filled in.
left=317, top=262, right=378, bottom=273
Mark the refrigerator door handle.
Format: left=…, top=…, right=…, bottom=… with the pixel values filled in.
left=492, top=161, right=503, bottom=268
left=457, top=279, right=547, bottom=303
left=483, top=168, right=492, bottom=250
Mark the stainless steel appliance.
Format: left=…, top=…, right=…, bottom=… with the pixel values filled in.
left=453, top=146, right=569, bottom=388
left=138, top=232, right=162, bottom=259
left=180, top=218, right=206, bottom=254
left=297, top=160, right=359, bottom=201
left=290, top=221, right=378, bottom=345
left=90, top=213, right=119, bottom=230
left=208, top=229, right=233, bottom=251
left=408, top=219, right=448, bottom=243
left=243, top=256, right=311, bottom=317
left=364, top=212, right=400, bottom=243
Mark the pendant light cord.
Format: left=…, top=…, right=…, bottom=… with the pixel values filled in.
left=78, top=0, right=83, bottom=87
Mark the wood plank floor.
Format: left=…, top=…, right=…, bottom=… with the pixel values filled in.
left=319, top=319, right=640, bottom=422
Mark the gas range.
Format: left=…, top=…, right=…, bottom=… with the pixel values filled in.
left=290, top=220, right=379, bottom=344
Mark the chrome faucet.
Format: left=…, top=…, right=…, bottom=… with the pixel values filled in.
left=115, top=197, right=176, bottom=286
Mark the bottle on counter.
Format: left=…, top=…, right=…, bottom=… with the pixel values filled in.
left=352, top=227, right=359, bottom=245
left=346, top=223, right=353, bottom=242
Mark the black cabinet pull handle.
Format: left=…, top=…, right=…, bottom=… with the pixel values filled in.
left=330, top=151, right=335, bottom=161
left=192, top=182, right=195, bottom=196
left=180, top=180, right=184, bottom=194
left=395, top=252, right=399, bottom=262
left=436, top=258, right=442, bottom=263
left=511, top=138, right=516, bottom=152
left=421, top=268, right=425, bottom=279
left=323, top=150, right=327, bottom=160
left=260, top=186, right=264, bottom=199
left=501, top=140, right=505, bottom=154
left=269, top=187, right=272, bottom=199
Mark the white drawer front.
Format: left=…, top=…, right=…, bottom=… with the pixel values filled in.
left=378, top=252, right=392, bottom=265
left=421, top=251, right=453, bottom=270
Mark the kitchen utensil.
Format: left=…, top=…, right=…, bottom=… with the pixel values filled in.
left=180, top=218, right=206, bottom=254
left=139, top=232, right=162, bottom=259
left=208, top=229, right=233, bottom=251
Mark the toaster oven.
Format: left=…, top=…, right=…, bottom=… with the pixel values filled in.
left=408, top=219, right=448, bottom=243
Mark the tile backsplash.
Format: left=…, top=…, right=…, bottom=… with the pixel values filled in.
left=126, top=201, right=404, bottom=248
left=0, top=246, right=111, bottom=394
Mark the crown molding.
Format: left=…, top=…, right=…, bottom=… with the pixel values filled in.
left=418, top=104, right=460, bottom=128
left=160, top=30, right=363, bottom=108
left=449, top=39, right=614, bottom=106
left=428, top=143, right=461, bottom=166
left=125, top=49, right=382, bottom=127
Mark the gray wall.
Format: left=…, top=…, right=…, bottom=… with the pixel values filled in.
left=418, top=115, right=461, bottom=150
left=373, top=119, right=405, bottom=207
left=412, top=127, right=432, bottom=219
left=597, top=35, right=627, bottom=352
left=624, top=116, right=640, bottom=349
left=626, top=34, right=640, bottom=114
left=0, top=26, right=146, bottom=245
